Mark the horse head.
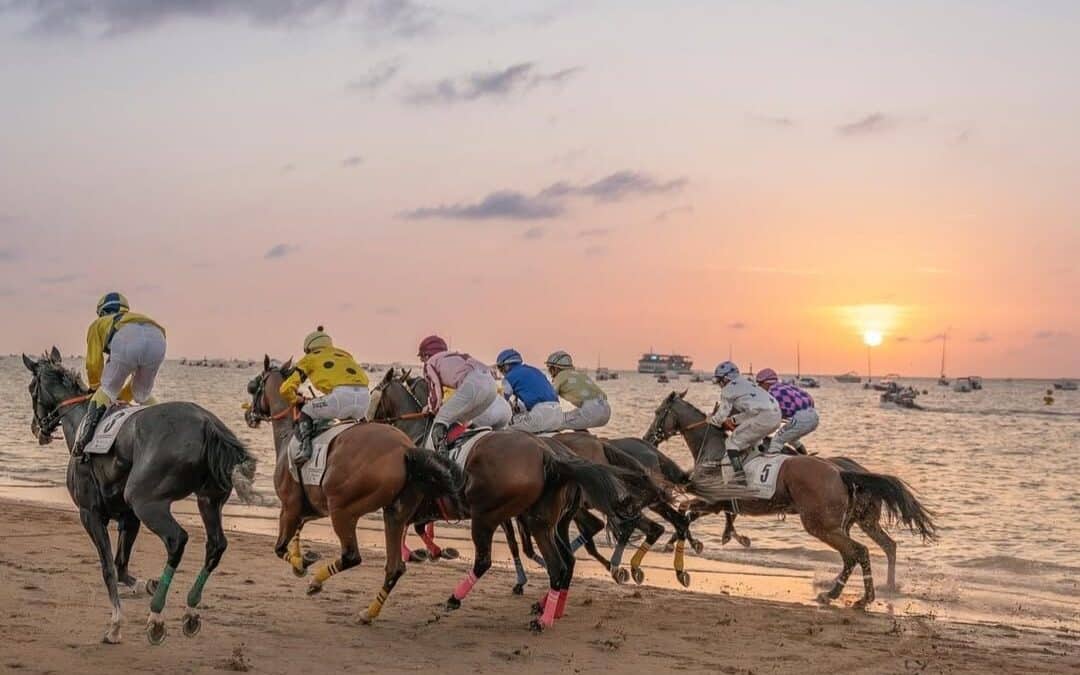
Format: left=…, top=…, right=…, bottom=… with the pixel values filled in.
left=22, top=347, right=87, bottom=445
left=244, top=354, right=292, bottom=428
left=643, top=389, right=703, bottom=446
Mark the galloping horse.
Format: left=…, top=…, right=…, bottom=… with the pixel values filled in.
left=368, top=370, right=652, bottom=630
left=645, top=391, right=937, bottom=607
left=245, top=357, right=464, bottom=625
left=23, top=348, right=257, bottom=644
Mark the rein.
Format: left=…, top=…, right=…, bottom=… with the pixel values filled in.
left=33, top=377, right=91, bottom=439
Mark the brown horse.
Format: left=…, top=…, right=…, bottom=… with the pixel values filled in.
left=644, top=391, right=937, bottom=607
left=369, top=371, right=649, bottom=630
left=244, top=357, right=465, bottom=624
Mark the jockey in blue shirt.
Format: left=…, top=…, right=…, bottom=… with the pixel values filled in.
left=495, top=349, right=564, bottom=434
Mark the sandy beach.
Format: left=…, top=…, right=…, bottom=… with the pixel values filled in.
left=0, top=496, right=1075, bottom=675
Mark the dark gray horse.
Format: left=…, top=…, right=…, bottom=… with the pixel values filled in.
left=23, top=348, right=257, bottom=644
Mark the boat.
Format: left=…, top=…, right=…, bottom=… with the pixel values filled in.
left=871, top=374, right=900, bottom=392
left=953, top=376, right=974, bottom=392
left=880, top=384, right=922, bottom=410
left=1053, top=379, right=1078, bottom=391
left=797, top=376, right=820, bottom=388
left=788, top=344, right=820, bottom=388
left=595, top=367, right=616, bottom=381
left=656, top=374, right=670, bottom=384
left=937, top=332, right=950, bottom=386
left=689, top=372, right=706, bottom=383
left=638, top=351, right=694, bottom=375
left=968, top=376, right=983, bottom=390
left=835, top=371, right=861, bottom=383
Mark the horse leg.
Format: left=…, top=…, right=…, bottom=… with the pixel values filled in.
left=572, top=510, right=610, bottom=569
left=182, top=491, right=229, bottom=638
left=629, top=515, right=666, bottom=586
left=417, top=522, right=460, bottom=561
left=517, top=516, right=545, bottom=568
left=445, top=520, right=495, bottom=611
left=805, top=522, right=866, bottom=607
left=857, top=504, right=897, bottom=591
left=273, top=487, right=307, bottom=577
left=131, top=499, right=189, bottom=646
left=553, top=510, right=577, bottom=620
left=402, top=527, right=426, bottom=563
left=308, top=509, right=362, bottom=595
left=359, top=489, right=422, bottom=624
left=528, top=521, right=567, bottom=632
left=79, top=508, right=124, bottom=644
left=606, top=518, right=637, bottom=585
left=114, top=510, right=145, bottom=593
left=722, top=511, right=751, bottom=548
left=502, top=520, right=528, bottom=595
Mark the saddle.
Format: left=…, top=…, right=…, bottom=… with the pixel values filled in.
left=83, top=403, right=147, bottom=455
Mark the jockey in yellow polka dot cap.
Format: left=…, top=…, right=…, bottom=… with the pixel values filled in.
left=279, top=327, right=370, bottom=468
left=73, top=292, right=167, bottom=457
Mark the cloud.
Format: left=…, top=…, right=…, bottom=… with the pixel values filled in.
left=836, top=113, right=901, bottom=137
left=401, top=170, right=684, bottom=221
left=358, top=0, right=441, bottom=39
left=583, top=244, right=607, bottom=257
left=403, top=62, right=582, bottom=105
left=264, top=243, right=299, bottom=259
left=895, top=336, right=911, bottom=343
left=280, top=162, right=296, bottom=174
left=39, top=273, right=82, bottom=285
left=748, top=114, right=795, bottom=128
left=522, top=226, right=545, bottom=240
left=0, top=248, right=18, bottom=262
left=972, top=332, right=992, bottom=343
left=916, top=266, right=955, bottom=276
left=346, top=58, right=402, bottom=93
left=654, top=205, right=693, bottom=222
left=737, top=266, right=823, bottom=277
left=1034, top=330, right=1071, bottom=340
left=577, top=228, right=609, bottom=238
left=921, top=333, right=947, bottom=343
left=728, top=322, right=747, bottom=331
left=375, top=305, right=400, bottom=316
left=341, top=155, right=364, bottom=168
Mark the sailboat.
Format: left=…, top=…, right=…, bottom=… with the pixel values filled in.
left=790, top=343, right=820, bottom=388
left=937, top=332, right=950, bottom=386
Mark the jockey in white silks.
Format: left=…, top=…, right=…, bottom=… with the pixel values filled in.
left=696, top=361, right=781, bottom=485
left=544, top=351, right=611, bottom=431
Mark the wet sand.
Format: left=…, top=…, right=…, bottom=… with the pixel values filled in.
left=0, top=497, right=1075, bottom=674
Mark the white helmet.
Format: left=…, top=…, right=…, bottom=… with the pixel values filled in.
left=545, top=350, right=574, bottom=370
left=713, top=360, right=740, bottom=383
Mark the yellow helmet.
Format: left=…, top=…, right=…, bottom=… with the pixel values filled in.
left=303, top=326, right=333, bottom=353
left=96, top=292, right=129, bottom=317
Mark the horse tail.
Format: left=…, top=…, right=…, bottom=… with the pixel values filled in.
left=840, top=471, right=937, bottom=542
left=609, top=437, right=692, bottom=487
left=543, top=449, right=640, bottom=522
left=404, top=448, right=466, bottom=516
left=203, top=417, right=261, bottom=504
left=600, top=441, right=673, bottom=503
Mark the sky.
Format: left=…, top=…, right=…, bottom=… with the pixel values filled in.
left=0, top=0, right=1077, bottom=377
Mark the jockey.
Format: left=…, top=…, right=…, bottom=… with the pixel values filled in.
left=73, top=292, right=167, bottom=456
left=419, top=335, right=497, bottom=451
left=544, top=350, right=611, bottom=431
left=279, top=327, right=370, bottom=468
left=443, top=377, right=513, bottom=429
left=697, top=361, right=781, bottom=485
left=495, top=349, right=563, bottom=434
left=755, top=368, right=818, bottom=454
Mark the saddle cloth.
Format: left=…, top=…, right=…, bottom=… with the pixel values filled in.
left=445, top=428, right=493, bottom=469
left=84, top=404, right=148, bottom=455
left=287, top=422, right=360, bottom=486
left=720, top=452, right=790, bottom=500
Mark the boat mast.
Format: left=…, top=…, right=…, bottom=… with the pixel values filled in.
left=940, top=332, right=947, bottom=378
left=796, top=342, right=801, bottom=379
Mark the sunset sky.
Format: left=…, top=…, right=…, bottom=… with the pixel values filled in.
left=1, top=1, right=1077, bottom=377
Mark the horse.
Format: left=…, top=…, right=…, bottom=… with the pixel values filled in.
left=244, top=356, right=465, bottom=625
left=368, top=369, right=653, bottom=630
left=644, top=391, right=937, bottom=607
left=22, top=348, right=258, bottom=645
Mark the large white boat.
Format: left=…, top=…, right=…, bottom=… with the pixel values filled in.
left=638, top=351, right=694, bottom=374
left=835, top=371, right=861, bottom=383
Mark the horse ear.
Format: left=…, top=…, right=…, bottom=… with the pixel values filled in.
left=22, top=354, right=38, bottom=373
left=263, top=355, right=271, bottom=372
left=381, top=369, right=394, bottom=385
left=49, top=346, right=62, bottom=363
left=403, top=368, right=412, bottom=381
left=282, top=357, right=294, bottom=371
left=678, top=389, right=687, bottom=399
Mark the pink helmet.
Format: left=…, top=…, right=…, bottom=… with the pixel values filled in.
left=418, top=335, right=448, bottom=359
left=755, top=368, right=779, bottom=385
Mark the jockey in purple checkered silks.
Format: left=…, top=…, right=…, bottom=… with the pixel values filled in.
left=695, top=361, right=782, bottom=486
left=754, top=368, right=819, bottom=455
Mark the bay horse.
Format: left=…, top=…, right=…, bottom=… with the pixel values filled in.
left=244, top=357, right=464, bottom=625
left=644, top=391, right=937, bottom=607
left=23, top=348, right=258, bottom=645
left=368, top=370, right=650, bottom=630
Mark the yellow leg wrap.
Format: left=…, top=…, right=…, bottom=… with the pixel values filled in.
left=630, top=542, right=651, bottom=569
left=366, top=588, right=389, bottom=619
left=90, top=389, right=113, bottom=406
left=674, top=540, right=686, bottom=573
left=285, top=536, right=304, bottom=571
left=313, top=560, right=340, bottom=584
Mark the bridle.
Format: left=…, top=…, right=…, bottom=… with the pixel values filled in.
left=29, top=370, right=90, bottom=443
left=646, top=395, right=709, bottom=446
left=245, top=369, right=295, bottom=428
left=370, top=372, right=431, bottom=424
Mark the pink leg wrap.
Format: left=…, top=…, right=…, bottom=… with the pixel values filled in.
left=539, top=589, right=560, bottom=627
left=554, top=589, right=568, bottom=619
left=401, top=541, right=413, bottom=561
left=420, top=523, right=441, bottom=556
left=452, top=570, right=478, bottom=601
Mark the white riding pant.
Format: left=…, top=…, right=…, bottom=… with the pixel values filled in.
left=472, top=394, right=512, bottom=429
left=769, top=408, right=819, bottom=453
left=727, top=408, right=783, bottom=452
left=561, top=398, right=611, bottom=431
left=302, top=385, right=371, bottom=421
left=510, top=401, right=565, bottom=434
left=99, top=323, right=167, bottom=403
left=434, top=369, right=498, bottom=429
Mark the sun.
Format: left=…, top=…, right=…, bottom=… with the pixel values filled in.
left=863, top=330, right=883, bottom=347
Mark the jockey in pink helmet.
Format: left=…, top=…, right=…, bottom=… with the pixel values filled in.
left=418, top=336, right=497, bottom=451
left=754, top=368, right=817, bottom=454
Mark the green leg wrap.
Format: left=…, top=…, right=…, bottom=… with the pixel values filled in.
left=186, top=568, right=210, bottom=608
left=150, top=565, right=176, bottom=614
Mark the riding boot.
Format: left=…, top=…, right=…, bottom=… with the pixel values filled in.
left=430, top=423, right=449, bottom=453
left=294, top=414, right=315, bottom=468
left=72, top=400, right=108, bottom=458
left=726, top=450, right=747, bottom=485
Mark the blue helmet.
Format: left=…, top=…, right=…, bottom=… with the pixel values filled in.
left=713, top=360, right=740, bottom=383
left=495, top=348, right=524, bottom=368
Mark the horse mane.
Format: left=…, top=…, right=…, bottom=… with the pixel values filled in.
left=38, top=356, right=88, bottom=394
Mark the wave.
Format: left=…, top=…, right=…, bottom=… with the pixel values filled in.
left=952, top=555, right=1080, bottom=576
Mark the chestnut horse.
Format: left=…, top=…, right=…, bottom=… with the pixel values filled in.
left=645, top=391, right=937, bottom=607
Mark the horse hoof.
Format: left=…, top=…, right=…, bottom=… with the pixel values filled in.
left=631, top=567, right=645, bottom=585
left=291, top=565, right=307, bottom=578
left=306, top=582, right=323, bottom=596
left=356, top=612, right=374, bottom=626
left=816, top=592, right=833, bottom=605
left=445, top=596, right=461, bottom=611
left=852, top=598, right=871, bottom=611
left=529, top=619, right=545, bottom=633
left=146, top=621, right=167, bottom=646
left=102, top=628, right=122, bottom=644
left=530, top=601, right=543, bottom=615
left=676, top=570, right=691, bottom=588
left=691, top=539, right=704, bottom=555
left=721, top=533, right=731, bottom=546
left=145, top=578, right=159, bottom=596
left=613, top=567, right=629, bottom=585
left=409, top=550, right=428, bottom=563
left=182, top=612, right=201, bottom=638
left=441, top=547, right=460, bottom=560
left=736, top=535, right=751, bottom=548
left=512, top=584, right=525, bottom=596
left=302, top=550, right=321, bottom=565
